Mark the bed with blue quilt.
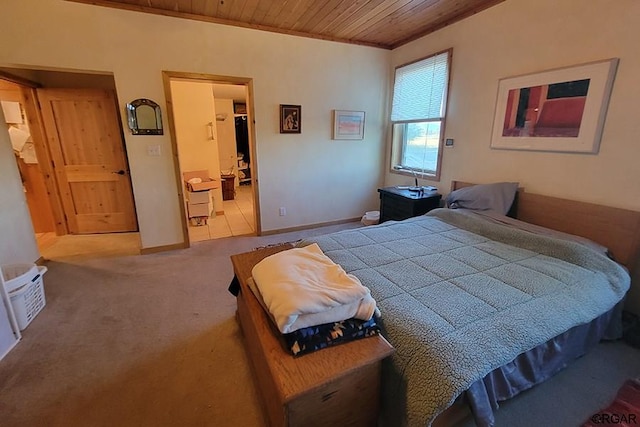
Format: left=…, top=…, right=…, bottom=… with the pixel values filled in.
left=293, top=181, right=640, bottom=426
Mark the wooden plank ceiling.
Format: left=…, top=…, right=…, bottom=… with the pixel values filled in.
left=68, top=0, right=505, bottom=49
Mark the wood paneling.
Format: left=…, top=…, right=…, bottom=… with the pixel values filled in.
left=66, top=0, right=505, bottom=49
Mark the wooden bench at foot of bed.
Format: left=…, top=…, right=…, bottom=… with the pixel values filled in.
left=231, top=244, right=395, bottom=427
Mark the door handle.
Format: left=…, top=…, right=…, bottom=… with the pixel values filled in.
left=113, top=170, right=125, bottom=175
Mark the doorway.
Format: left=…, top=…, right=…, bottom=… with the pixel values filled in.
left=0, top=68, right=140, bottom=259
left=163, top=72, right=260, bottom=245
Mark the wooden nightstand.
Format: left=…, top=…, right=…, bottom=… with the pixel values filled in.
left=378, top=186, right=442, bottom=223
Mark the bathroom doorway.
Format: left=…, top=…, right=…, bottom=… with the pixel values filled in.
left=162, top=72, right=260, bottom=245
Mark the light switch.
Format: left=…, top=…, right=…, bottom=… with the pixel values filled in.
left=147, top=144, right=161, bottom=156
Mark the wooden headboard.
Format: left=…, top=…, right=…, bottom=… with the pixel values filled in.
left=450, top=181, right=640, bottom=270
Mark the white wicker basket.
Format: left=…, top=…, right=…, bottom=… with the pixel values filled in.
left=1, top=264, right=47, bottom=331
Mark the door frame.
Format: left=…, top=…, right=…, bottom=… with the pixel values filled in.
left=162, top=71, right=262, bottom=246
left=1, top=69, right=140, bottom=238
left=0, top=72, right=67, bottom=235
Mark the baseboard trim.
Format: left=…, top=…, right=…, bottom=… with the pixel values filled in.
left=261, top=217, right=361, bottom=236
left=140, top=242, right=188, bottom=255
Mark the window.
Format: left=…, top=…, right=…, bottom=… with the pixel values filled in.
left=389, top=49, right=451, bottom=181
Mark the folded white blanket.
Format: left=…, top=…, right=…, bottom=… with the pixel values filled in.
left=247, top=277, right=374, bottom=333
left=251, top=243, right=379, bottom=333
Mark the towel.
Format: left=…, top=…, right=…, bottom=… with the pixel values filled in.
left=247, top=277, right=374, bottom=333
left=251, top=243, right=379, bottom=333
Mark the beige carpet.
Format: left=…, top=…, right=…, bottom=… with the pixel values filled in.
left=0, top=223, right=360, bottom=427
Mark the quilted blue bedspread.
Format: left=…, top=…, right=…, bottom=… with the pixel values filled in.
left=300, top=208, right=630, bottom=426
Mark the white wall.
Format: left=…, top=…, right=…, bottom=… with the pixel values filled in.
left=0, top=0, right=389, bottom=249
left=0, top=109, right=39, bottom=265
left=385, top=0, right=640, bottom=212
left=171, top=80, right=223, bottom=213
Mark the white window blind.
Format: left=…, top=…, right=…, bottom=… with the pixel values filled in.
left=391, top=51, right=450, bottom=122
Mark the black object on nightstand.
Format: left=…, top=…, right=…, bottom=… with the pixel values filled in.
left=378, top=187, right=442, bottom=223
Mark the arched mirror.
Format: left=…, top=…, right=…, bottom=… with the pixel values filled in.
left=126, top=98, right=163, bottom=135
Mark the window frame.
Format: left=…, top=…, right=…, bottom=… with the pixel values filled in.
left=388, top=48, right=453, bottom=182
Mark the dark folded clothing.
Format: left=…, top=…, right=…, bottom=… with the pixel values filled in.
left=228, top=275, right=240, bottom=296
left=283, top=317, right=380, bottom=356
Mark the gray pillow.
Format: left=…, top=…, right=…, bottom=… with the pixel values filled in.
left=446, top=182, right=519, bottom=215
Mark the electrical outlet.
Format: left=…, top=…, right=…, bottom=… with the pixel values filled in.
left=279, top=207, right=286, bottom=216
left=147, top=144, right=161, bottom=156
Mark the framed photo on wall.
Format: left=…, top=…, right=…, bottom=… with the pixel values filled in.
left=490, top=58, right=618, bottom=154
left=280, top=104, right=301, bottom=134
left=332, top=110, right=365, bottom=140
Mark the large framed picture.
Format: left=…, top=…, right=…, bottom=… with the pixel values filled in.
left=490, top=58, right=618, bottom=153
left=279, top=104, right=301, bottom=134
left=332, top=110, right=365, bottom=140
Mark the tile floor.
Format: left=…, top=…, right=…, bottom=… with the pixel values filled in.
left=36, top=232, right=141, bottom=261
left=188, top=184, right=255, bottom=242
left=33, top=185, right=255, bottom=258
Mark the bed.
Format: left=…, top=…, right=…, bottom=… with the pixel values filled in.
left=232, top=181, right=640, bottom=427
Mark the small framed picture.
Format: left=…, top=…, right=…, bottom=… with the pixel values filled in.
left=280, top=104, right=301, bottom=134
left=332, top=110, right=365, bottom=140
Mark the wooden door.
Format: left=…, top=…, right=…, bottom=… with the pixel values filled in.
left=0, top=80, right=57, bottom=234
left=16, top=158, right=56, bottom=233
left=37, top=88, right=137, bottom=234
